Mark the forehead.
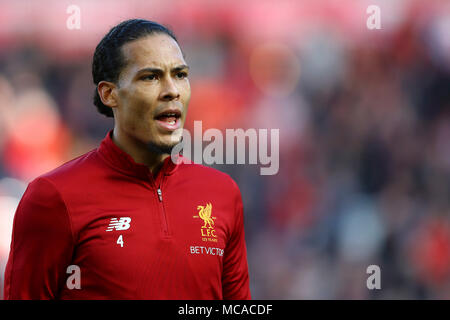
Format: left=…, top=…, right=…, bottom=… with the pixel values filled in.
left=120, top=33, right=185, bottom=71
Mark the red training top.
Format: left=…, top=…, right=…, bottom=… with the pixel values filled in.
left=4, top=130, right=251, bottom=299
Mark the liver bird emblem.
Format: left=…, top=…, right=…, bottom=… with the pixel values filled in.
left=197, top=203, right=214, bottom=228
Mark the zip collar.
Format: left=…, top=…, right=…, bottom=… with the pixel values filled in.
left=97, top=130, right=183, bottom=180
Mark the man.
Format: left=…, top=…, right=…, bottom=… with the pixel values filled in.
left=4, top=19, right=251, bottom=299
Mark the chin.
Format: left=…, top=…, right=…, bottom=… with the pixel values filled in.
left=145, top=140, right=179, bottom=155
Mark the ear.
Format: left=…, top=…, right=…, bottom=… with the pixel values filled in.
left=97, top=81, right=118, bottom=108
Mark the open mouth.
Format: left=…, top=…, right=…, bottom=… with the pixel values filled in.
left=154, top=109, right=182, bottom=131
left=155, top=114, right=179, bottom=125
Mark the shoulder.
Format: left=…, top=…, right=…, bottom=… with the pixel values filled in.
left=20, top=148, right=100, bottom=220
left=36, top=148, right=99, bottom=186
left=177, top=160, right=241, bottom=196
left=18, top=148, right=103, bottom=203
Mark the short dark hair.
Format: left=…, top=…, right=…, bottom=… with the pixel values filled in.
left=92, top=19, right=178, bottom=118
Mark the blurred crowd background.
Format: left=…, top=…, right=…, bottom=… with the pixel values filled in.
left=0, top=0, right=449, bottom=299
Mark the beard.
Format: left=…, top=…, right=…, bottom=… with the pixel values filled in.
left=145, top=135, right=183, bottom=155
left=146, top=141, right=175, bottom=155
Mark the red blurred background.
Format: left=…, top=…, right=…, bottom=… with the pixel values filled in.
left=0, top=0, right=449, bottom=299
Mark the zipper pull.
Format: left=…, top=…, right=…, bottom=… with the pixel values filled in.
left=157, top=188, right=163, bottom=202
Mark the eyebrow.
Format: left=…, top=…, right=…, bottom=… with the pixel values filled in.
left=136, top=65, right=189, bottom=75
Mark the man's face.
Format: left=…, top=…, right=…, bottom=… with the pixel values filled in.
left=113, top=33, right=190, bottom=153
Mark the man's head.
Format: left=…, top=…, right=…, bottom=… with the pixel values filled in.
left=93, top=19, right=190, bottom=154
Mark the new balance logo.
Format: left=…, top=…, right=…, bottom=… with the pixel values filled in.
left=106, top=217, right=131, bottom=232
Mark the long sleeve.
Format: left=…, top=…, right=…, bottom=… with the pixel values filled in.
left=3, top=177, right=75, bottom=300
left=221, top=179, right=251, bottom=300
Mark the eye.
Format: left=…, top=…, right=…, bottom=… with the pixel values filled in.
left=176, top=72, right=188, bottom=79
left=142, top=74, right=158, bottom=81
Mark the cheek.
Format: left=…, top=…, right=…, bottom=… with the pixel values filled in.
left=181, top=82, right=191, bottom=107
left=120, top=86, right=156, bottom=119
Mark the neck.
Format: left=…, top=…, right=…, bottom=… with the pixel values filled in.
left=112, top=127, right=169, bottom=176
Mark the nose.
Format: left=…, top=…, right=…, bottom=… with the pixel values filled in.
left=159, top=76, right=180, bottom=101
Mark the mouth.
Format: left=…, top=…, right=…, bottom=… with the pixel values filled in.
left=154, top=109, right=182, bottom=131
